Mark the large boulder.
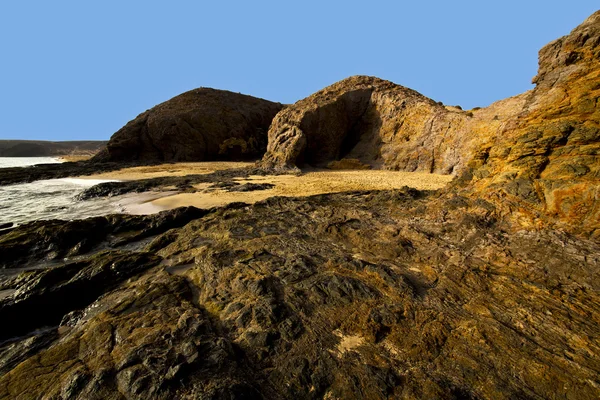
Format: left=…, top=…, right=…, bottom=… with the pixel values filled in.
left=96, top=88, right=283, bottom=162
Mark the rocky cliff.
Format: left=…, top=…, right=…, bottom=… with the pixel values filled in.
left=465, top=10, right=600, bottom=237
left=260, top=77, right=526, bottom=174
left=262, top=11, right=600, bottom=238
left=96, top=88, right=283, bottom=162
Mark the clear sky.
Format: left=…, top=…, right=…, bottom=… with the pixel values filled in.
left=0, top=1, right=598, bottom=141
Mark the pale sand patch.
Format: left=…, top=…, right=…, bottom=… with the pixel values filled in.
left=151, top=170, right=453, bottom=211
left=79, top=161, right=254, bottom=181
left=331, top=329, right=365, bottom=355
left=337, top=335, right=365, bottom=353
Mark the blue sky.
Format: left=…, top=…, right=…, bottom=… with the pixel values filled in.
left=0, top=1, right=598, bottom=141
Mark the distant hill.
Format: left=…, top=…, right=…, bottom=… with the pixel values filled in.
left=0, top=140, right=106, bottom=157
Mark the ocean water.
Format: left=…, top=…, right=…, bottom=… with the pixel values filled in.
left=0, top=158, right=162, bottom=226
left=0, top=157, right=62, bottom=168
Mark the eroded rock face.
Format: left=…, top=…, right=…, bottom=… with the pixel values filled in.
left=0, top=191, right=599, bottom=399
left=1, top=10, right=599, bottom=400
left=0, top=206, right=206, bottom=268
left=97, top=88, right=283, bottom=162
left=465, top=10, right=600, bottom=237
left=263, top=12, right=600, bottom=237
left=261, top=76, right=526, bottom=175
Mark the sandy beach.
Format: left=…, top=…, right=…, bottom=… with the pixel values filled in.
left=151, top=170, right=453, bottom=210
left=82, top=162, right=454, bottom=212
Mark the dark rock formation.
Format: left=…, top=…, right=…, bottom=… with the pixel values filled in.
left=0, top=189, right=599, bottom=399
left=96, top=88, right=284, bottom=163
left=0, top=206, right=206, bottom=269
left=0, top=250, right=161, bottom=341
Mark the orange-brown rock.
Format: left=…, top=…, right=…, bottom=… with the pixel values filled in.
left=262, top=76, right=474, bottom=173
left=262, top=12, right=600, bottom=237
left=466, top=11, right=600, bottom=237
left=96, top=88, right=283, bottom=162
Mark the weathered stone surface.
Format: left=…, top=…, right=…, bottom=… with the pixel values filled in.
left=465, top=10, right=600, bottom=237
left=0, top=206, right=205, bottom=268
left=261, top=75, right=525, bottom=175
left=262, top=12, right=600, bottom=237
left=0, top=190, right=598, bottom=399
left=96, top=88, right=283, bottom=163
left=0, top=251, right=161, bottom=341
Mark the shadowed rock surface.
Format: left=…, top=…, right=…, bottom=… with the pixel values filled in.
left=95, top=88, right=284, bottom=163
left=0, top=190, right=599, bottom=399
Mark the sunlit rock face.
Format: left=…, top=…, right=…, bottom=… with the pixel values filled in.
left=263, top=12, right=600, bottom=237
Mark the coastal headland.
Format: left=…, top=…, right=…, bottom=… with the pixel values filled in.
left=0, top=11, right=599, bottom=399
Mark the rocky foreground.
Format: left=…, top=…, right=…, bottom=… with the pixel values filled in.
left=0, top=11, right=599, bottom=400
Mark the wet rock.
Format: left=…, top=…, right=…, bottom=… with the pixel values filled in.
left=0, top=250, right=161, bottom=340
left=0, top=206, right=205, bottom=268
left=0, top=187, right=598, bottom=398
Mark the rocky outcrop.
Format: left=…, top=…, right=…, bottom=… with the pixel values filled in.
left=1, top=10, right=599, bottom=400
left=261, top=76, right=526, bottom=174
left=464, top=10, right=600, bottom=237
left=96, top=88, right=283, bottom=163
left=1, top=190, right=599, bottom=399
left=262, top=12, right=600, bottom=237
left=0, top=206, right=206, bottom=269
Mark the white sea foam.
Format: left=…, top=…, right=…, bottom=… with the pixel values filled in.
left=0, top=158, right=172, bottom=226
left=0, top=157, right=62, bottom=168
left=56, top=178, right=119, bottom=186
left=0, top=178, right=122, bottom=225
